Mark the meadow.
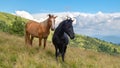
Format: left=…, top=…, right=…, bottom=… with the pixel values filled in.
left=0, top=31, right=120, bottom=68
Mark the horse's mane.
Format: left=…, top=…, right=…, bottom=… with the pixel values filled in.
left=55, top=19, right=67, bottom=31
left=56, top=18, right=73, bottom=30
left=40, top=17, right=49, bottom=23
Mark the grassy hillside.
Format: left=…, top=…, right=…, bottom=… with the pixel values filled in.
left=47, top=31, right=120, bottom=55
left=0, top=12, right=120, bottom=68
left=70, top=34, right=120, bottom=55
left=0, top=12, right=120, bottom=54
left=0, top=12, right=27, bottom=24
left=0, top=31, right=120, bottom=68
left=0, top=12, right=28, bottom=36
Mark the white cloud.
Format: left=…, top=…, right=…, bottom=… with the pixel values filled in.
left=32, top=12, right=77, bottom=27
left=15, top=11, right=34, bottom=20
left=73, top=12, right=120, bottom=36
left=14, top=11, right=120, bottom=36
left=15, top=10, right=42, bottom=22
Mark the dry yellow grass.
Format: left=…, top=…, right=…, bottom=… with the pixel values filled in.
left=0, top=31, right=120, bottom=68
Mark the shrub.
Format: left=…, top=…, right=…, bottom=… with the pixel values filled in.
left=10, top=17, right=25, bottom=36
left=98, top=44, right=113, bottom=54
left=0, top=20, right=9, bottom=32
left=0, top=16, right=25, bottom=36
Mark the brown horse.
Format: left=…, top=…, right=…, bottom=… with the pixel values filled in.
left=25, top=14, right=57, bottom=48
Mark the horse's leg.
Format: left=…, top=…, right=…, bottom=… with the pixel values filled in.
left=43, top=37, right=47, bottom=49
left=55, top=47, right=59, bottom=61
left=54, top=45, right=59, bottom=61
left=25, top=31, right=28, bottom=45
left=30, top=36, right=34, bottom=46
left=25, top=31, right=30, bottom=46
left=39, top=38, right=42, bottom=47
left=28, top=34, right=31, bottom=46
left=62, top=46, right=67, bottom=62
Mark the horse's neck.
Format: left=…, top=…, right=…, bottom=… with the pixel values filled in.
left=55, top=24, right=64, bottom=37
left=41, top=19, right=51, bottom=30
left=41, top=19, right=48, bottom=25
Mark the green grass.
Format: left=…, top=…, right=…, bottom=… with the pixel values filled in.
left=0, top=31, right=120, bottom=68
left=70, top=34, right=120, bottom=54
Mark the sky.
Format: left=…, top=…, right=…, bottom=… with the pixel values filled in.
left=0, top=0, right=120, bottom=13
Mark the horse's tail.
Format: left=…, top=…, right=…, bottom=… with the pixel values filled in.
left=25, top=23, right=28, bottom=45
left=25, top=21, right=30, bottom=45
left=24, top=20, right=33, bottom=45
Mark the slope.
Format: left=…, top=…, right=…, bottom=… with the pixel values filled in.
left=1, top=12, right=120, bottom=55
left=0, top=31, right=120, bottom=68
left=70, top=34, right=120, bottom=54
left=0, top=12, right=27, bottom=24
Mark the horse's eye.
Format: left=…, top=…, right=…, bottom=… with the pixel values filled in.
left=66, top=25, right=70, bottom=28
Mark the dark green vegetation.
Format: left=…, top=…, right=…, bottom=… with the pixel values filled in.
left=70, top=35, right=120, bottom=55
left=0, top=12, right=120, bottom=68
left=0, top=12, right=27, bottom=36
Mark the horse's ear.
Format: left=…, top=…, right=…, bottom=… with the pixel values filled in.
left=72, top=20, right=74, bottom=22
left=66, top=16, right=69, bottom=19
left=66, top=16, right=72, bottom=20
left=54, top=16, right=57, bottom=18
left=48, top=14, right=51, bottom=17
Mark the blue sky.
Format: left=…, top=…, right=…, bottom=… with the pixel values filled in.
left=1, top=0, right=120, bottom=43
left=0, top=0, right=120, bottom=13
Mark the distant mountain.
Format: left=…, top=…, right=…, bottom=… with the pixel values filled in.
left=98, top=36, right=120, bottom=44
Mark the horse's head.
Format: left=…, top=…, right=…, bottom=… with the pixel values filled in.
left=48, top=14, right=57, bottom=31
left=63, top=18, right=75, bottom=39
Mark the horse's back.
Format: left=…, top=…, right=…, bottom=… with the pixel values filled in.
left=25, top=20, right=42, bottom=37
left=26, top=20, right=40, bottom=29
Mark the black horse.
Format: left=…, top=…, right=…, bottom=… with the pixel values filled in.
left=52, top=18, right=75, bottom=62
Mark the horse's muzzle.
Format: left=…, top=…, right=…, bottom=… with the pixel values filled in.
left=51, top=28, right=55, bottom=31
left=70, top=34, right=75, bottom=39
left=71, top=35, right=75, bottom=39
